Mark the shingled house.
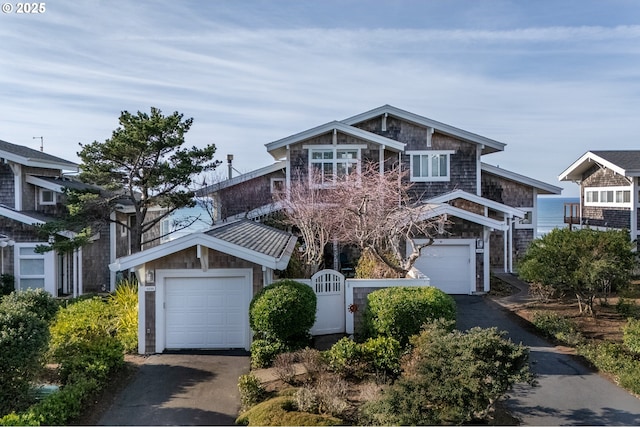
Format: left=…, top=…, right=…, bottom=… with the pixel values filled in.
left=560, top=150, right=640, bottom=240
left=200, top=105, right=562, bottom=294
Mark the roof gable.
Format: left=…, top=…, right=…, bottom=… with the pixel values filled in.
left=427, top=190, right=527, bottom=218
left=482, top=163, right=562, bottom=195
left=342, top=105, right=506, bottom=155
left=109, top=219, right=297, bottom=272
left=419, top=203, right=510, bottom=231
left=0, top=139, right=78, bottom=171
left=560, top=150, right=640, bottom=181
left=265, top=121, right=405, bottom=160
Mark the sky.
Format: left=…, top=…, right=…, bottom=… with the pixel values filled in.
left=2, top=0, right=640, bottom=198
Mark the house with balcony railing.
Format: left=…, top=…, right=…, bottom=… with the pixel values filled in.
left=559, top=150, right=640, bottom=239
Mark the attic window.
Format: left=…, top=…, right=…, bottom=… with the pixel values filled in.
left=39, top=189, right=55, bottom=205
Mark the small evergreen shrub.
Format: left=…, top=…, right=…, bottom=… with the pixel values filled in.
left=362, top=286, right=456, bottom=345
left=325, top=336, right=401, bottom=378
left=0, top=306, right=49, bottom=414
left=361, top=323, right=533, bottom=425
left=249, top=280, right=317, bottom=344
left=578, top=342, right=640, bottom=395
left=250, top=339, right=288, bottom=369
left=531, top=311, right=584, bottom=346
left=616, top=298, right=640, bottom=319
left=238, top=373, right=267, bottom=411
left=623, top=318, right=640, bottom=354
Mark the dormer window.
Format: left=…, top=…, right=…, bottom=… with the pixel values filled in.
left=39, top=189, right=55, bottom=205
left=407, top=150, right=454, bottom=182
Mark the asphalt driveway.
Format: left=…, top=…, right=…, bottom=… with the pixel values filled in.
left=98, top=350, right=249, bottom=426
left=455, top=294, right=640, bottom=425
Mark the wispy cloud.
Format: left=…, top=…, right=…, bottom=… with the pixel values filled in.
left=1, top=1, right=639, bottom=195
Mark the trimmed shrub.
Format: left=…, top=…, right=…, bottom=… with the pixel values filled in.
left=362, top=286, right=456, bottom=345
left=250, top=339, right=288, bottom=369
left=0, top=306, right=49, bottom=414
left=249, top=280, right=317, bottom=344
left=109, top=280, right=139, bottom=353
left=361, top=323, right=533, bottom=425
left=325, top=336, right=401, bottom=378
left=623, top=318, right=640, bottom=354
left=0, top=288, right=59, bottom=322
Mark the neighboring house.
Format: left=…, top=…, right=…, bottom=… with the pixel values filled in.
left=0, top=139, right=164, bottom=296
left=202, top=105, right=562, bottom=294
left=559, top=150, right=640, bottom=240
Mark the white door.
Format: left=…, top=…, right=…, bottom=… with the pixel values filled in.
left=163, top=273, right=251, bottom=350
left=413, top=241, right=474, bottom=294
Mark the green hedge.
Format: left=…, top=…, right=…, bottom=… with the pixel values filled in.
left=362, top=286, right=456, bottom=345
left=326, top=336, right=401, bottom=378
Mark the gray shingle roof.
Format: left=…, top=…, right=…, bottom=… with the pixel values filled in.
left=591, top=150, right=640, bottom=173
left=206, top=219, right=294, bottom=259
left=0, top=139, right=78, bottom=168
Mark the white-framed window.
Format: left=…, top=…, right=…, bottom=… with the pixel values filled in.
left=407, top=150, right=454, bottom=182
left=15, top=244, right=46, bottom=291
left=39, top=189, right=56, bottom=205
left=584, top=186, right=631, bottom=207
left=271, top=178, right=286, bottom=195
left=305, top=145, right=365, bottom=186
left=514, top=208, right=534, bottom=229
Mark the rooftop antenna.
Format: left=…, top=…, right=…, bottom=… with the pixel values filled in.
left=33, top=136, right=43, bottom=152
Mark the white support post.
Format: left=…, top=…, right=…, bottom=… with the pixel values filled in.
left=503, top=213, right=508, bottom=273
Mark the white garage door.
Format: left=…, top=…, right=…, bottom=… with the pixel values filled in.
left=414, top=242, right=473, bottom=294
left=164, top=275, right=251, bottom=349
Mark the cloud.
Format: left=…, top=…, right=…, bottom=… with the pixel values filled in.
left=1, top=2, right=639, bottom=198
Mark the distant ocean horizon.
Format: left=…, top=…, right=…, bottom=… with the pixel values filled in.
left=537, top=196, right=579, bottom=238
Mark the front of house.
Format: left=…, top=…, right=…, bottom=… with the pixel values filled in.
left=202, top=105, right=562, bottom=294
left=560, top=150, right=640, bottom=241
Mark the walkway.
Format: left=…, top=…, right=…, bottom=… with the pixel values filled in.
left=455, top=273, right=640, bottom=425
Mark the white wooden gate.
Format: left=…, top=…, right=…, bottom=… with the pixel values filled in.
left=309, top=269, right=345, bottom=335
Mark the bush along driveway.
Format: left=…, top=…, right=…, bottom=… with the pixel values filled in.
left=455, top=294, right=640, bottom=425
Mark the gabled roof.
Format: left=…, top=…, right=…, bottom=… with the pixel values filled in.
left=559, top=150, right=640, bottom=181
left=342, top=105, right=506, bottom=155
left=427, top=190, right=527, bottom=218
left=0, top=205, right=75, bottom=238
left=482, top=163, right=562, bottom=195
left=418, top=203, right=510, bottom=231
left=265, top=121, right=406, bottom=160
left=197, top=162, right=285, bottom=196
left=26, top=175, right=100, bottom=193
left=0, top=139, right=78, bottom=171
left=109, top=219, right=297, bottom=272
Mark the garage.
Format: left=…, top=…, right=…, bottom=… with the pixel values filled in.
left=108, top=219, right=297, bottom=354
left=413, top=239, right=475, bottom=294
left=163, top=273, right=252, bottom=350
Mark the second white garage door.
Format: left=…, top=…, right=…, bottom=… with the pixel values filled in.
left=413, top=240, right=475, bottom=294
left=163, top=272, right=252, bottom=350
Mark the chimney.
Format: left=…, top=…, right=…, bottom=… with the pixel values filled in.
left=227, top=154, right=234, bottom=179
